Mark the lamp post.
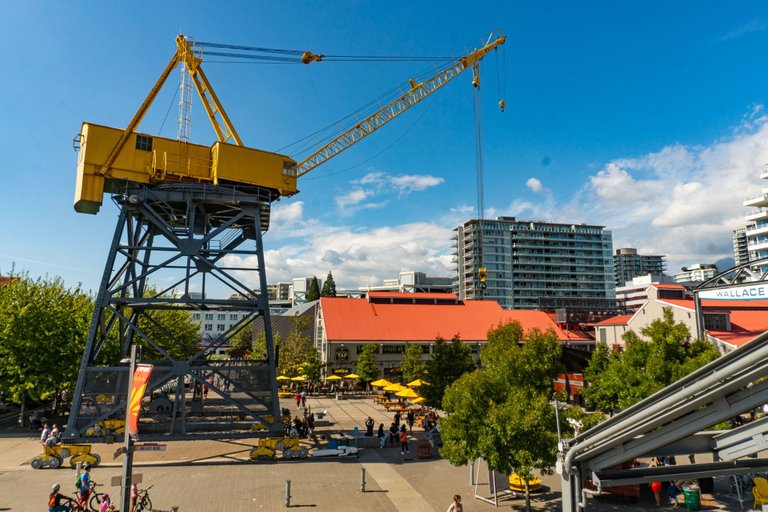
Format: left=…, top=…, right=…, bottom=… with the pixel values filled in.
left=121, top=344, right=138, bottom=512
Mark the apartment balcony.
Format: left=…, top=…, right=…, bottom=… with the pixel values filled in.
left=746, top=224, right=768, bottom=237
left=761, top=169, right=768, bottom=180
left=748, top=239, right=768, bottom=252
left=744, top=190, right=768, bottom=208
left=746, top=208, right=768, bottom=222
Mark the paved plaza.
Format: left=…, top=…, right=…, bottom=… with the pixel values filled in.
left=0, top=395, right=749, bottom=511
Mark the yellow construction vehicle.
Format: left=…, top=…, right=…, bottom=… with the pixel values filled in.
left=31, top=443, right=101, bottom=470
left=248, top=436, right=308, bottom=461
left=85, top=419, right=126, bottom=437
left=74, top=33, right=505, bottom=214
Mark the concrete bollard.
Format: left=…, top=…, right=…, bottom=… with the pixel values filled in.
left=360, top=467, right=366, bottom=492
left=285, top=479, right=291, bottom=507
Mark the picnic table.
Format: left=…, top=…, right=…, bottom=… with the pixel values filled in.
left=382, top=401, right=406, bottom=411
left=373, top=395, right=387, bottom=404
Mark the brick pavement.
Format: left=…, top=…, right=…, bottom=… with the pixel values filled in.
left=0, top=395, right=749, bottom=511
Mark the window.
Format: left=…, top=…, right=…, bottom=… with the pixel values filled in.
left=704, top=313, right=729, bottom=331
left=135, top=134, right=153, bottom=152
left=421, top=344, right=430, bottom=354
left=381, top=345, right=406, bottom=355
left=217, top=314, right=226, bottom=321
left=192, top=313, right=201, bottom=321
left=216, top=324, right=226, bottom=332
left=230, top=314, right=239, bottom=321
left=205, top=314, right=213, bottom=321
left=204, top=324, right=213, bottom=331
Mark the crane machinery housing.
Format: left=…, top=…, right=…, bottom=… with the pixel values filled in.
left=66, top=33, right=505, bottom=441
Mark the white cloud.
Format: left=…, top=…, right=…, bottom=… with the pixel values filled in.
left=526, top=177, right=543, bottom=193
left=334, top=171, right=444, bottom=212
left=567, top=110, right=768, bottom=272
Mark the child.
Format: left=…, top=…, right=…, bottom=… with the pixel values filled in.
left=668, top=481, right=680, bottom=508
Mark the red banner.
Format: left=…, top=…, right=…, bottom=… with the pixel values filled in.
left=128, top=364, right=153, bottom=438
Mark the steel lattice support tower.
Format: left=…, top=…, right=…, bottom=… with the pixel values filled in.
left=65, top=183, right=283, bottom=441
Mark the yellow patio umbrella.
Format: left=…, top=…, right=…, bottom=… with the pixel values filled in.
left=407, top=379, right=430, bottom=387
left=326, top=375, right=342, bottom=381
left=412, top=397, right=426, bottom=404
left=396, top=388, right=420, bottom=398
left=276, top=375, right=291, bottom=381
left=290, top=375, right=307, bottom=381
left=383, top=383, right=406, bottom=392
left=343, top=373, right=360, bottom=379
left=370, top=378, right=393, bottom=387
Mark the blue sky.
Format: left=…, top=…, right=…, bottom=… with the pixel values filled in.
left=3, top=2, right=768, bottom=295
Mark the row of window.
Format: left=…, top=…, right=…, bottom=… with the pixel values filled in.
left=193, top=313, right=244, bottom=322
left=203, top=324, right=228, bottom=332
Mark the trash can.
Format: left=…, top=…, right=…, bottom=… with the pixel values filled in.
left=339, top=437, right=349, bottom=447
left=683, top=485, right=701, bottom=511
left=328, top=439, right=339, bottom=450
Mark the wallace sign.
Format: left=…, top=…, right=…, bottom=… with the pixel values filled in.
left=698, top=283, right=768, bottom=300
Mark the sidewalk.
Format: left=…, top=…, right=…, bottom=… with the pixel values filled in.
left=0, top=395, right=748, bottom=511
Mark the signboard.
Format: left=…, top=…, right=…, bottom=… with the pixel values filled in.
left=134, top=443, right=167, bottom=452
left=698, top=283, right=768, bottom=301
left=128, top=364, right=154, bottom=437
left=111, top=473, right=142, bottom=486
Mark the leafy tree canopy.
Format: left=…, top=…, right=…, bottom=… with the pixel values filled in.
left=401, top=343, right=427, bottom=383
left=356, top=343, right=380, bottom=383
left=583, top=308, right=720, bottom=411
left=422, top=335, right=475, bottom=409
left=276, top=314, right=311, bottom=376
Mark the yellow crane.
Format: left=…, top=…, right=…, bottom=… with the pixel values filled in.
left=74, top=33, right=505, bottom=214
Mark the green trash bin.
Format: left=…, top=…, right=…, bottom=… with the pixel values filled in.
left=683, top=485, right=701, bottom=511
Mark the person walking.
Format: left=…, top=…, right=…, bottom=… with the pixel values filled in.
left=377, top=424, right=386, bottom=448
left=446, top=494, right=463, bottom=512
left=388, top=423, right=398, bottom=447
left=364, top=416, right=374, bottom=436
left=668, top=481, right=680, bottom=508
left=399, top=425, right=409, bottom=455
left=300, top=389, right=307, bottom=408
left=406, top=410, right=415, bottom=432
left=650, top=481, right=662, bottom=506
left=394, top=411, right=401, bottom=429
left=294, top=393, right=302, bottom=409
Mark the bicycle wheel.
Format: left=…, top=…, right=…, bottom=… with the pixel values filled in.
left=89, top=493, right=102, bottom=512
left=138, top=495, right=152, bottom=511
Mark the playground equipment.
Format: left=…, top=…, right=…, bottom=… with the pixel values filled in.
left=85, top=419, right=125, bottom=437
left=249, top=437, right=308, bottom=461
left=31, top=443, right=101, bottom=469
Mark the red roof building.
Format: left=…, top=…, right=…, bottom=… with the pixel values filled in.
left=317, top=292, right=571, bottom=378
left=595, top=284, right=768, bottom=351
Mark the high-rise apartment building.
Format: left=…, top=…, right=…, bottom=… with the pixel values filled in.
left=453, top=217, right=615, bottom=309
left=743, top=168, right=768, bottom=266
left=674, top=264, right=718, bottom=284
left=733, top=226, right=751, bottom=267
left=613, top=247, right=666, bottom=288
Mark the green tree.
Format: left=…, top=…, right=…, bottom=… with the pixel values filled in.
left=276, top=314, right=312, bottom=376
left=321, top=271, right=337, bottom=297
left=422, top=335, right=475, bottom=409
left=583, top=308, right=720, bottom=411
left=401, top=343, right=427, bottom=383
left=0, top=274, right=92, bottom=424
left=440, top=322, right=564, bottom=510
left=302, top=347, right=321, bottom=383
left=356, top=344, right=380, bottom=385
left=137, top=307, right=201, bottom=362
left=307, top=277, right=321, bottom=302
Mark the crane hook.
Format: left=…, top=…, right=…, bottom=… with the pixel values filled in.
left=301, top=51, right=324, bottom=64
left=498, top=99, right=506, bottom=112
left=472, top=75, right=480, bottom=88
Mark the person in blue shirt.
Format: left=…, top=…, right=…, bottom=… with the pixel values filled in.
left=77, top=465, right=94, bottom=505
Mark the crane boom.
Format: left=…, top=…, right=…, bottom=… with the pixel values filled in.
left=74, top=33, right=505, bottom=216
left=294, top=34, right=506, bottom=177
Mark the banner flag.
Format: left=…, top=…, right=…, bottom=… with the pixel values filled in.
left=128, top=364, right=153, bottom=438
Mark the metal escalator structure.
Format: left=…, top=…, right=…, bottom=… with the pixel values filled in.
left=559, top=328, right=768, bottom=511
left=65, top=183, right=283, bottom=441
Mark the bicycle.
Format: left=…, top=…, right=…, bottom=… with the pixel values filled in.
left=88, top=483, right=110, bottom=512
left=134, top=484, right=153, bottom=512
